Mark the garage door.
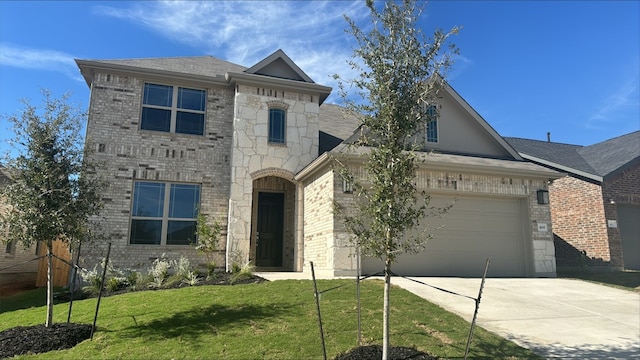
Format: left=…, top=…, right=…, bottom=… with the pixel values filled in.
left=618, top=204, right=640, bottom=270
left=362, top=195, right=529, bottom=277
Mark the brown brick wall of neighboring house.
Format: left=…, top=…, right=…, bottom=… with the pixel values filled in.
left=602, top=163, right=640, bottom=268
left=550, top=176, right=610, bottom=269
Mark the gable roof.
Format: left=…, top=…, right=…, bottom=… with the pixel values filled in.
left=441, top=82, right=522, bottom=160
left=316, top=81, right=523, bottom=160
left=244, top=49, right=314, bottom=83
left=505, top=131, right=640, bottom=182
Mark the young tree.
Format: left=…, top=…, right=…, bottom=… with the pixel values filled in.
left=193, top=212, right=223, bottom=278
left=335, top=1, right=458, bottom=358
left=0, top=91, right=104, bottom=327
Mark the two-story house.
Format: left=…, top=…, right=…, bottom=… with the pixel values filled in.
left=76, top=49, right=560, bottom=278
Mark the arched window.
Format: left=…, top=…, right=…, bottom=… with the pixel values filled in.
left=426, top=105, right=438, bottom=143
left=269, top=108, right=286, bottom=144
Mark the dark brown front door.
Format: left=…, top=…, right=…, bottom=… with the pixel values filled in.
left=255, top=192, right=284, bottom=267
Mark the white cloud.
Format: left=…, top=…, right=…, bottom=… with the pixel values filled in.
left=586, top=75, right=640, bottom=130
left=0, top=44, right=82, bottom=81
left=94, top=0, right=461, bottom=104
left=93, top=1, right=371, bottom=102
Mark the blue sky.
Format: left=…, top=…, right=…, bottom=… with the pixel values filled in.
left=1, top=1, right=638, bottom=156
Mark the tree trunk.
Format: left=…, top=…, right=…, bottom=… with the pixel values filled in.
left=46, top=242, right=54, bottom=327
left=382, top=256, right=391, bottom=360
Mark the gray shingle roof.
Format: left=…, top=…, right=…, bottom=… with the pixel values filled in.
left=83, top=56, right=247, bottom=78
left=318, top=103, right=361, bottom=153
left=578, top=131, right=640, bottom=177
left=505, top=131, right=640, bottom=179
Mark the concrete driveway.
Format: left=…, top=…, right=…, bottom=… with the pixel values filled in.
left=393, top=277, right=640, bottom=359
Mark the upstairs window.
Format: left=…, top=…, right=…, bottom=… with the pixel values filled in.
left=268, top=108, right=286, bottom=144
left=130, top=181, right=201, bottom=245
left=426, top=105, right=438, bottom=143
left=141, top=83, right=206, bottom=135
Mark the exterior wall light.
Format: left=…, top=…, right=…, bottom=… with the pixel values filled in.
left=537, top=189, right=549, bottom=205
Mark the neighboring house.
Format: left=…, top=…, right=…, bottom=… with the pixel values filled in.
left=76, top=49, right=560, bottom=278
left=506, top=132, right=640, bottom=271
left=0, top=166, right=39, bottom=294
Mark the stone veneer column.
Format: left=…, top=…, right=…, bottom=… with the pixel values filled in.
left=226, top=87, right=319, bottom=269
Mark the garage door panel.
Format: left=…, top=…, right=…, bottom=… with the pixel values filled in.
left=362, top=195, right=528, bottom=277
left=618, top=204, right=640, bottom=270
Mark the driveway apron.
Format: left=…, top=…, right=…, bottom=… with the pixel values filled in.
left=392, top=277, right=640, bottom=359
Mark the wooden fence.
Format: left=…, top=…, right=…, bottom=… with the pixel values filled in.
left=36, top=240, right=71, bottom=287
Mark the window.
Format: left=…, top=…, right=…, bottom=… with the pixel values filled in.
left=268, top=108, right=286, bottom=144
left=5, top=241, right=14, bottom=254
left=426, top=105, right=438, bottom=143
left=130, top=181, right=201, bottom=245
left=141, top=83, right=206, bottom=135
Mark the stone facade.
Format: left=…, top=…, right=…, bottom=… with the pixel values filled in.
left=226, top=85, right=320, bottom=269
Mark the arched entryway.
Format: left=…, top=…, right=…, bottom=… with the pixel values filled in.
left=251, top=175, right=296, bottom=271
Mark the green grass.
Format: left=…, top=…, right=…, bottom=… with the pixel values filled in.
left=0, top=280, right=540, bottom=359
left=0, top=287, right=73, bottom=314
left=559, top=270, right=640, bottom=292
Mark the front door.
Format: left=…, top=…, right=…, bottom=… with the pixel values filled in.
left=255, top=192, right=284, bottom=267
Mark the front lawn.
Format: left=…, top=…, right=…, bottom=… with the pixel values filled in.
left=0, top=279, right=540, bottom=359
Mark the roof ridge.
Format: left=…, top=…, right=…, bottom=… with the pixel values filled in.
left=504, top=136, right=584, bottom=147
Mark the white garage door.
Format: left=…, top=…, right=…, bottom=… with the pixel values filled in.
left=362, top=195, right=529, bottom=277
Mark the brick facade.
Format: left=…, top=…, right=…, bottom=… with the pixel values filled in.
left=83, top=72, right=234, bottom=271
left=602, top=163, right=640, bottom=269
left=551, top=163, right=640, bottom=270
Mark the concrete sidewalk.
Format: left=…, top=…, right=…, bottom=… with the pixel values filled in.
left=258, top=273, right=640, bottom=358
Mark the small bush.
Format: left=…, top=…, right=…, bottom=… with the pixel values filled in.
left=182, top=270, right=201, bottom=286
left=230, top=262, right=256, bottom=284
left=148, top=255, right=172, bottom=289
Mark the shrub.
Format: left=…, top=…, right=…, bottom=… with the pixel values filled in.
left=230, top=262, right=256, bottom=284
left=148, top=255, right=172, bottom=289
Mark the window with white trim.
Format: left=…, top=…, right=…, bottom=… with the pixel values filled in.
left=130, top=181, right=201, bottom=245
left=426, top=105, right=438, bottom=143
left=141, top=83, right=206, bottom=135
left=268, top=108, right=286, bottom=144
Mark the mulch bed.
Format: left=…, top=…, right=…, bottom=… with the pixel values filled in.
left=335, top=345, right=437, bottom=360
left=0, top=273, right=265, bottom=359
left=0, top=323, right=92, bottom=359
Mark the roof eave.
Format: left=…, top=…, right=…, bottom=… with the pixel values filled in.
left=226, top=72, right=332, bottom=104
left=75, top=59, right=231, bottom=88
left=296, top=148, right=563, bottom=182
left=295, top=152, right=333, bottom=181
left=520, top=153, right=602, bottom=182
